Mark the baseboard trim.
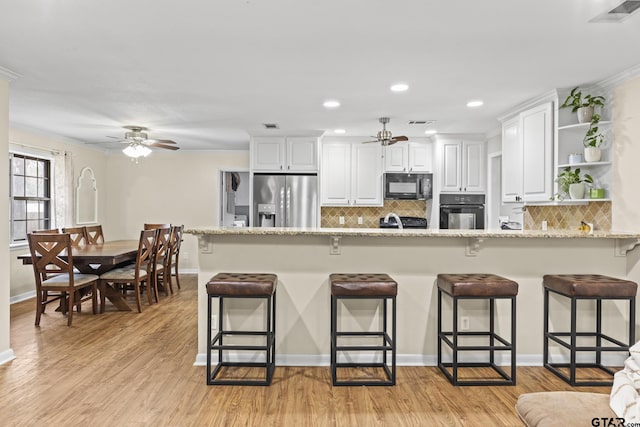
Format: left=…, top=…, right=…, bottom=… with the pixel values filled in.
left=10, top=290, right=35, bottom=304
left=0, top=349, right=16, bottom=365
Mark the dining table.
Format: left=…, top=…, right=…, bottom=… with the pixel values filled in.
left=18, top=239, right=140, bottom=311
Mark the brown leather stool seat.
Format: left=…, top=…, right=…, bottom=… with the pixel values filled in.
left=437, top=273, right=518, bottom=386
left=206, top=272, right=277, bottom=386
left=543, top=274, right=636, bottom=386
left=329, top=273, right=397, bottom=386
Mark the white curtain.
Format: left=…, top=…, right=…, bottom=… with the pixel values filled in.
left=52, top=150, right=73, bottom=228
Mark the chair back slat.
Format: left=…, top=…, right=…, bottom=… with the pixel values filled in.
left=62, top=227, right=88, bottom=246
left=136, top=229, right=158, bottom=279
left=169, top=225, right=184, bottom=260
left=28, top=233, right=74, bottom=281
left=144, top=223, right=171, bottom=230
left=85, top=225, right=104, bottom=244
left=33, top=228, right=60, bottom=234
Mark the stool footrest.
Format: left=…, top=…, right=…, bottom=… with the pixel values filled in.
left=546, top=331, right=629, bottom=349
left=440, top=331, right=512, bottom=351
left=544, top=362, right=616, bottom=386
left=438, top=362, right=515, bottom=386
left=336, top=345, right=393, bottom=352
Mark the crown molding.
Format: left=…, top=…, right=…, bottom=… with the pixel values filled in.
left=496, top=89, right=558, bottom=122
left=596, top=63, right=640, bottom=91
left=0, top=65, right=21, bottom=81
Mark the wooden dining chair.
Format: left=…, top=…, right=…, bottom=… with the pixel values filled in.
left=62, top=226, right=88, bottom=246
left=151, top=227, right=172, bottom=299
left=85, top=225, right=104, bottom=244
left=27, top=233, right=99, bottom=326
left=98, top=229, right=158, bottom=313
left=167, top=225, right=184, bottom=290
left=31, top=228, right=64, bottom=310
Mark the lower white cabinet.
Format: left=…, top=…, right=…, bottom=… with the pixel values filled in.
left=321, top=142, right=383, bottom=206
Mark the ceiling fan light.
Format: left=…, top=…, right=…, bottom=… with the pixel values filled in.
left=122, top=144, right=152, bottom=158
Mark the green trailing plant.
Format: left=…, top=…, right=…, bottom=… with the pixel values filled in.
left=583, top=113, right=604, bottom=147
left=560, top=87, right=605, bottom=112
left=554, top=166, right=593, bottom=200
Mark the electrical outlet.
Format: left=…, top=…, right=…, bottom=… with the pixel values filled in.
left=357, top=216, right=363, bottom=225
left=339, top=216, right=345, bottom=225
left=460, top=316, right=470, bottom=330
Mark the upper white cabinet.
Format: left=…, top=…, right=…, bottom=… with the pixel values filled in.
left=440, top=139, right=485, bottom=193
left=321, top=141, right=383, bottom=206
left=251, top=136, right=318, bottom=172
left=501, top=101, right=553, bottom=203
left=384, top=142, right=432, bottom=173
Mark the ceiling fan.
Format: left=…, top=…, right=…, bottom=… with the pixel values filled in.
left=362, top=117, right=408, bottom=146
left=105, top=126, right=180, bottom=158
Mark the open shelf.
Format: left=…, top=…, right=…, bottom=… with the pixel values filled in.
left=558, top=121, right=611, bottom=131
left=557, top=161, right=612, bottom=168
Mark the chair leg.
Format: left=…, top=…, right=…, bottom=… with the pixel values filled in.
left=174, top=262, right=181, bottom=290
left=67, top=288, right=74, bottom=327
left=35, top=288, right=43, bottom=326
left=99, top=280, right=107, bottom=314
left=134, top=281, right=143, bottom=313
left=92, top=283, right=98, bottom=315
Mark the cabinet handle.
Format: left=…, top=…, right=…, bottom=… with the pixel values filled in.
left=280, top=165, right=283, bottom=170
left=459, top=187, right=462, bottom=191
left=403, top=167, right=406, bottom=172
left=287, top=165, right=290, bottom=170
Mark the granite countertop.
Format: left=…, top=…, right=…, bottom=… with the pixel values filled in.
left=185, top=226, right=640, bottom=239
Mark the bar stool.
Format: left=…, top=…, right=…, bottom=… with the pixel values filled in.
left=437, top=273, right=518, bottom=386
left=206, top=272, right=277, bottom=386
left=330, top=273, right=397, bottom=386
left=543, top=274, right=637, bottom=386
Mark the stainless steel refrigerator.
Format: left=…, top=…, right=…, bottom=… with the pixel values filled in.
left=253, top=174, right=318, bottom=227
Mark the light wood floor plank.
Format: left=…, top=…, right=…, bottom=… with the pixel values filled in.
left=1, top=275, right=611, bottom=426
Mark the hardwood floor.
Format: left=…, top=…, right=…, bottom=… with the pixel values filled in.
left=1, top=275, right=611, bottom=426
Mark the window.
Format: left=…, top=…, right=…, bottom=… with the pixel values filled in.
left=10, top=153, right=52, bottom=243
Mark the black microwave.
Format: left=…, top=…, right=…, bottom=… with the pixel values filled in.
left=384, top=173, right=433, bottom=200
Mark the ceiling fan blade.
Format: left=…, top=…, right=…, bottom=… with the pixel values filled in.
left=144, top=139, right=177, bottom=145
left=386, top=140, right=398, bottom=146
left=146, top=142, right=180, bottom=150
left=390, top=135, right=408, bottom=142
left=361, top=140, right=379, bottom=144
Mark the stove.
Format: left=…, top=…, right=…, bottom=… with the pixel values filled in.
left=378, top=216, right=428, bottom=229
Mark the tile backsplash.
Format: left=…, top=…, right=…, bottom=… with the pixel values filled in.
left=321, top=200, right=427, bottom=228
left=524, top=202, right=611, bottom=231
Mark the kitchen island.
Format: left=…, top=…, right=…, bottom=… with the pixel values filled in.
left=187, top=226, right=640, bottom=367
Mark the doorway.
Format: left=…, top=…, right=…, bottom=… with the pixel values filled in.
left=219, top=171, right=250, bottom=227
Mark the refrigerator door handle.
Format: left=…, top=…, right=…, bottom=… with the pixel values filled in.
left=285, top=185, right=291, bottom=226
left=280, top=186, right=286, bottom=227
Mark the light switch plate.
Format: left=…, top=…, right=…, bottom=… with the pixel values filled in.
left=339, top=216, right=345, bottom=225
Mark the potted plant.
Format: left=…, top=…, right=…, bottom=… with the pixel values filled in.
left=560, top=87, right=605, bottom=124
left=583, top=113, right=604, bottom=162
left=555, top=166, right=593, bottom=200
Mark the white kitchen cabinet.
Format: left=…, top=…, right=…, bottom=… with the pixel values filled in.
left=251, top=136, right=318, bottom=172
left=440, top=139, right=485, bottom=193
left=384, top=142, right=432, bottom=173
left=501, top=101, right=553, bottom=203
left=321, top=142, right=383, bottom=206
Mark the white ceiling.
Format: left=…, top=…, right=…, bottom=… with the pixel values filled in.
left=1, top=0, right=639, bottom=151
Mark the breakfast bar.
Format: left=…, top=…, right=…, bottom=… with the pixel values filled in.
left=187, top=227, right=640, bottom=367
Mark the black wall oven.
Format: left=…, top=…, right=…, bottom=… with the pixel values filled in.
left=439, top=194, right=485, bottom=230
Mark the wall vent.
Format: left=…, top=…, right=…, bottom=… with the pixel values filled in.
left=263, top=123, right=279, bottom=129
left=590, top=0, right=640, bottom=22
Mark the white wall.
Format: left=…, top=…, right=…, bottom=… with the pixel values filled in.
left=102, top=150, right=249, bottom=271
left=613, top=74, right=640, bottom=232
left=0, top=78, right=13, bottom=363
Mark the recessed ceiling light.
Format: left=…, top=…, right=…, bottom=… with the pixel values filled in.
left=334, top=129, right=346, bottom=134
left=390, top=83, right=409, bottom=92
left=466, top=100, right=484, bottom=108
left=323, top=100, right=340, bottom=108
left=424, top=129, right=437, bottom=135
